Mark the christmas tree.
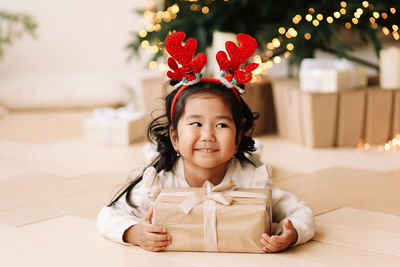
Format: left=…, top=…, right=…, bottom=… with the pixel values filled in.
left=126, top=0, right=400, bottom=73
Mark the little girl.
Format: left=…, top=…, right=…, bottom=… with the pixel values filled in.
left=97, top=32, right=315, bottom=253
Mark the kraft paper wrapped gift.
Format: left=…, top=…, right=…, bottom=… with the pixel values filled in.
left=153, top=181, right=272, bottom=253
left=365, top=88, right=394, bottom=144
left=84, top=104, right=147, bottom=145
left=336, top=90, right=366, bottom=146
left=392, top=90, right=400, bottom=137
left=241, top=78, right=276, bottom=135
left=272, top=79, right=337, bottom=148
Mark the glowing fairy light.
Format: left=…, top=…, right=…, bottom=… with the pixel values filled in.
left=373, top=12, right=379, bottom=19
left=141, top=40, right=150, bottom=48
left=394, top=32, right=400, bottom=40
left=201, top=6, right=210, bottom=14
left=278, top=27, right=286, bottom=34
left=286, top=43, right=294, bottom=51
left=292, top=15, right=302, bottom=24
left=393, top=25, right=399, bottom=31
left=265, top=50, right=273, bottom=57
left=284, top=51, right=291, bottom=58
left=340, top=1, right=347, bottom=8
left=369, top=17, right=375, bottom=24
left=357, top=8, right=363, bottom=14
left=304, top=33, right=311, bottom=40
left=382, top=27, right=390, bottom=35
left=265, top=61, right=274, bottom=69
left=267, top=42, right=275, bottom=50
left=340, top=8, right=346, bottom=15
left=139, top=30, right=147, bottom=38
left=362, top=1, right=369, bottom=8
left=312, top=19, right=319, bottom=26
left=273, top=56, right=281, bottom=64
left=316, top=14, right=323, bottom=20
left=288, top=28, right=297, bottom=37
left=149, top=60, right=157, bottom=68
left=305, top=14, right=313, bottom=21
left=146, top=24, right=155, bottom=32
left=345, top=22, right=352, bottom=29
left=382, top=12, right=388, bottom=19
left=352, top=18, right=359, bottom=24
left=334, top=12, right=341, bottom=18
left=272, top=38, right=281, bottom=47
left=327, top=16, right=334, bottom=23
left=390, top=8, right=396, bottom=14
left=308, top=8, right=315, bottom=14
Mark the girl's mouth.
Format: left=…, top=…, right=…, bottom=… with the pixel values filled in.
left=195, top=148, right=218, bottom=153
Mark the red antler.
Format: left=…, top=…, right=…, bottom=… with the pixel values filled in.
left=165, top=32, right=207, bottom=81
left=216, top=33, right=259, bottom=84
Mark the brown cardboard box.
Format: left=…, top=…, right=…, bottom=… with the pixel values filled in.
left=272, top=79, right=337, bottom=147
left=365, top=88, right=393, bottom=144
left=242, top=78, right=276, bottom=135
left=153, top=182, right=272, bottom=253
left=337, top=90, right=366, bottom=146
left=392, top=90, right=400, bottom=137
left=301, top=91, right=338, bottom=147
left=272, top=80, right=304, bottom=144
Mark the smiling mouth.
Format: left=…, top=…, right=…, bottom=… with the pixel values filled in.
left=195, top=148, right=218, bottom=153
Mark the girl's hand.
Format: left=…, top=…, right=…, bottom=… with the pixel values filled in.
left=123, top=207, right=171, bottom=252
left=261, top=219, right=298, bottom=253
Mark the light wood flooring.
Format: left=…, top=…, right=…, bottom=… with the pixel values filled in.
left=0, top=110, right=399, bottom=266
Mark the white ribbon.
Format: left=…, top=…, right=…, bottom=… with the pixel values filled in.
left=157, top=181, right=268, bottom=252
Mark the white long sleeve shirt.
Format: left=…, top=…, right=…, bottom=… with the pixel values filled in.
left=97, top=157, right=315, bottom=247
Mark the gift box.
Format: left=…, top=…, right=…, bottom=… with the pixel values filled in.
left=299, top=58, right=368, bottom=92
left=242, top=78, right=276, bottom=135
left=153, top=181, right=271, bottom=253
left=336, top=90, right=366, bottom=146
left=365, top=88, right=394, bottom=144
left=272, top=79, right=337, bottom=147
left=392, top=90, right=400, bottom=137
left=83, top=104, right=147, bottom=145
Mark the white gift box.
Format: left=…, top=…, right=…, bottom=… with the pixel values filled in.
left=84, top=103, right=147, bottom=145
left=299, top=58, right=368, bottom=92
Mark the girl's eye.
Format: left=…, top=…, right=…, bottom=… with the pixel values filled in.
left=216, top=123, right=228, bottom=128
left=191, top=122, right=202, bottom=127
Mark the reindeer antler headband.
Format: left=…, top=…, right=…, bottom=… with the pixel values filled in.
left=165, top=32, right=259, bottom=120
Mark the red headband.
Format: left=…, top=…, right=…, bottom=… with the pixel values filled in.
left=165, top=32, right=259, bottom=120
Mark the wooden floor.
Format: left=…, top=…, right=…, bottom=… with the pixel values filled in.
left=1, top=110, right=399, bottom=266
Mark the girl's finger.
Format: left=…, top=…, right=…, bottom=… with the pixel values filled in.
left=142, top=207, right=154, bottom=223
left=144, top=238, right=171, bottom=248
left=146, top=224, right=167, bottom=234
left=147, top=232, right=171, bottom=242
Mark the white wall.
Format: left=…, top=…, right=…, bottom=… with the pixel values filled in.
left=0, top=0, right=151, bottom=80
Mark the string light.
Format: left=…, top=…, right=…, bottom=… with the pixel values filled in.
left=334, top=12, right=341, bottom=18
left=369, top=17, right=375, bottom=24
left=149, top=61, right=157, bottom=68
left=304, top=33, right=311, bottom=40
left=292, top=15, right=302, bottom=24
left=312, top=19, right=319, bottom=26
left=327, top=16, right=334, bottom=23
left=284, top=51, right=291, bottom=58
left=139, top=30, right=147, bottom=37
left=382, top=12, right=388, bottom=19
left=308, top=8, right=315, bottom=14
left=273, top=56, right=281, bottom=64
left=362, top=1, right=369, bottom=8
left=201, top=6, right=210, bottom=14
left=305, top=14, right=313, bottom=21
left=278, top=27, right=286, bottom=34
left=272, top=38, right=281, bottom=47
left=286, top=43, right=294, bottom=50
left=266, top=42, right=275, bottom=50
left=373, top=12, right=379, bottom=18
left=316, top=14, right=323, bottom=21
left=390, top=8, right=396, bottom=14
left=340, top=1, right=347, bottom=8
left=265, top=50, right=273, bottom=57
left=392, top=25, right=399, bottom=31
left=352, top=18, right=358, bottom=24
left=345, top=22, right=352, bottom=29
left=340, top=8, right=346, bottom=15
left=382, top=27, right=390, bottom=35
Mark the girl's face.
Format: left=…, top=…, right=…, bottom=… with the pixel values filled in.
left=170, top=93, right=239, bottom=180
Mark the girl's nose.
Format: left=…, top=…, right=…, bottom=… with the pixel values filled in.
left=200, top=125, right=215, bottom=141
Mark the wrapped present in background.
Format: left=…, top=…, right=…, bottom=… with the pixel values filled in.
left=153, top=181, right=271, bottom=253
left=299, top=58, right=368, bottom=92
left=83, top=103, right=147, bottom=145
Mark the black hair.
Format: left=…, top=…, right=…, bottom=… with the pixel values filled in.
left=107, top=81, right=258, bottom=207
